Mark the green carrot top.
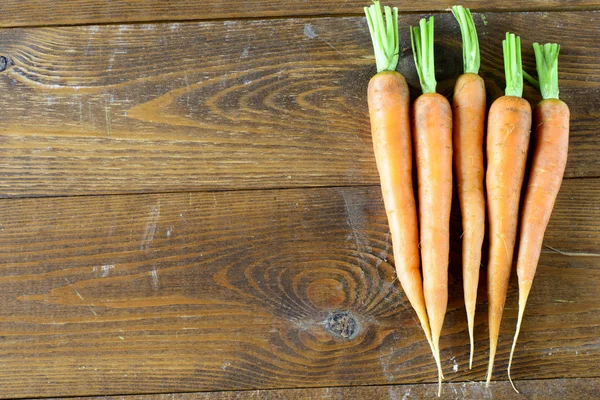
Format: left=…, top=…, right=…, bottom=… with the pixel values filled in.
left=533, top=43, right=560, bottom=100
left=364, top=1, right=399, bottom=73
left=452, top=5, right=480, bottom=75
left=503, top=32, right=524, bottom=97
left=411, top=17, right=437, bottom=94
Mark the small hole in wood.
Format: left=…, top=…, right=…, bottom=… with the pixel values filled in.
left=324, top=311, right=360, bottom=339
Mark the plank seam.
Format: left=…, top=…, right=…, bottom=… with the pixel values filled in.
left=14, top=376, right=600, bottom=400
left=0, top=8, right=599, bottom=30
left=0, top=174, right=595, bottom=202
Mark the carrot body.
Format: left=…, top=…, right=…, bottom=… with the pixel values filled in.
left=508, top=99, right=569, bottom=387
left=368, top=71, right=434, bottom=350
left=517, top=100, right=569, bottom=294
left=485, top=95, right=531, bottom=383
left=452, top=73, right=486, bottom=368
left=413, top=92, right=453, bottom=366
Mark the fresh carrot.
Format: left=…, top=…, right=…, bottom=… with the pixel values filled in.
left=485, top=33, right=532, bottom=386
left=364, top=0, right=439, bottom=377
left=508, top=43, right=569, bottom=393
left=410, top=16, right=452, bottom=396
left=451, top=5, right=486, bottom=370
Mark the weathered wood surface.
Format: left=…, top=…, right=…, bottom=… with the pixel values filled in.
left=1, top=0, right=600, bottom=28
left=0, top=181, right=598, bottom=397
left=70, top=377, right=600, bottom=399
left=1, top=11, right=599, bottom=197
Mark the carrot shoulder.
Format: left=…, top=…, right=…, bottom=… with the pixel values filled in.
left=410, top=16, right=452, bottom=396
left=451, top=5, right=486, bottom=370
left=364, top=0, right=437, bottom=373
left=485, top=33, right=532, bottom=386
left=508, top=43, right=569, bottom=393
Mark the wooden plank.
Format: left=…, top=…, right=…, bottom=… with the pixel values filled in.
left=0, top=181, right=598, bottom=397
left=0, top=11, right=599, bottom=197
left=1, top=0, right=600, bottom=28
left=68, top=377, right=600, bottom=399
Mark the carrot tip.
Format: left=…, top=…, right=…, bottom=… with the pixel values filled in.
left=469, top=342, right=473, bottom=370
left=468, top=319, right=474, bottom=370
left=509, top=370, right=520, bottom=393
left=508, top=301, right=527, bottom=394
left=485, top=363, right=493, bottom=387
left=437, top=364, right=442, bottom=397
left=433, top=342, right=444, bottom=394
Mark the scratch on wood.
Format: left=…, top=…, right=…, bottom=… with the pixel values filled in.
left=184, top=72, right=191, bottom=107
left=74, top=289, right=84, bottom=301
left=105, top=103, right=112, bottom=136
left=303, top=23, right=349, bottom=60
left=151, top=268, right=159, bottom=289
left=304, top=24, right=317, bottom=39
left=100, top=264, right=115, bottom=277
left=341, top=190, right=369, bottom=257
left=141, top=203, right=160, bottom=251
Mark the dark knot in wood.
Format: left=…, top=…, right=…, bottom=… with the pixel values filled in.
left=324, top=311, right=360, bottom=339
left=0, top=56, right=8, bottom=72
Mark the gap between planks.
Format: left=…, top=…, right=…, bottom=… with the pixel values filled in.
left=0, top=174, right=596, bottom=202
left=0, top=183, right=379, bottom=202
left=18, top=377, right=600, bottom=400
left=1, top=7, right=600, bottom=31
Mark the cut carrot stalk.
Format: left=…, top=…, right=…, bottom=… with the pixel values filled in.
left=410, top=16, right=452, bottom=397
left=364, top=0, right=438, bottom=385
left=451, top=5, right=486, bottom=371
left=485, top=33, right=532, bottom=386
left=508, top=42, right=569, bottom=393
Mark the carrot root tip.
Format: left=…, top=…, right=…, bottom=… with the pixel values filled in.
left=468, top=325, right=474, bottom=370
left=509, top=371, right=520, bottom=393
left=508, top=302, right=527, bottom=394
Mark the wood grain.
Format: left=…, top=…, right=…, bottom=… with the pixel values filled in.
left=0, top=11, right=599, bottom=197
left=69, top=377, right=600, bottom=399
left=1, top=0, right=600, bottom=28
left=0, top=182, right=598, bottom=397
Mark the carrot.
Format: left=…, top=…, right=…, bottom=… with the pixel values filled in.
left=410, top=16, right=452, bottom=396
left=451, top=5, right=486, bottom=370
left=508, top=43, right=569, bottom=393
left=485, top=33, right=532, bottom=386
left=364, top=0, right=439, bottom=378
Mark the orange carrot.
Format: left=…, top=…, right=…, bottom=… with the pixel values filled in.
left=451, top=5, right=486, bottom=370
left=364, top=0, right=438, bottom=374
left=508, top=43, right=569, bottom=393
left=485, top=33, right=532, bottom=386
left=410, top=16, right=452, bottom=396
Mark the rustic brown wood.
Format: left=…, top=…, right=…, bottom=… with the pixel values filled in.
left=1, top=0, right=600, bottom=28
left=69, top=377, right=600, bottom=399
left=0, top=11, right=598, bottom=197
left=0, top=181, right=598, bottom=397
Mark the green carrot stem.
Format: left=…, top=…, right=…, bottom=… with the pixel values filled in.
left=523, top=69, right=540, bottom=90
left=451, top=5, right=480, bottom=75
left=533, top=42, right=560, bottom=100
left=410, top=16, right=437, bottom=94
left=503, top=32, right=523, bottom=97
left=364, top=1, right=399, bottom=73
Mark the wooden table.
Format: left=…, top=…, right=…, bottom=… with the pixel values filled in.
left=0, top=1, right=598, bottom=399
